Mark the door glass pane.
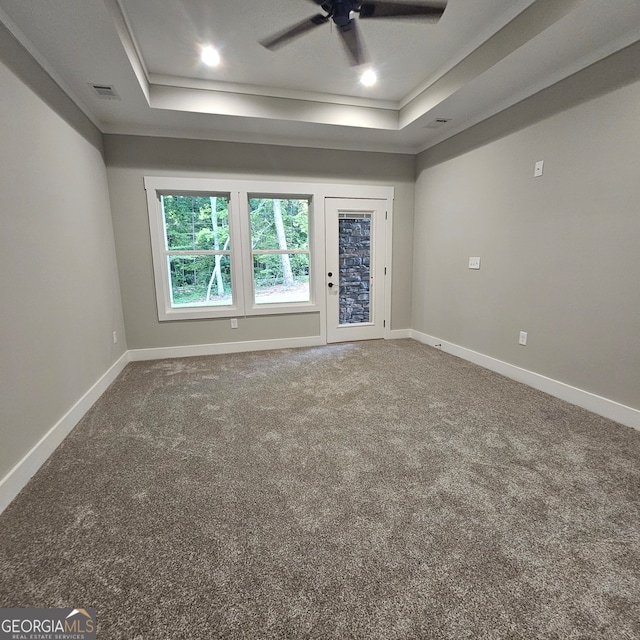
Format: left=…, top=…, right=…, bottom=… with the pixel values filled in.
left=339, top=214, right=371, bottom=325
left=168, top=255, right=233, bottom=307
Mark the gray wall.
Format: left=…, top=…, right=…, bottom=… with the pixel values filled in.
left=104, top=135, right=414, bottom=349
left=0, top=50, right=126, bottom=480
left=413, top=76, right=640, bottom=410
left=4, top=14, right=637, bottom=496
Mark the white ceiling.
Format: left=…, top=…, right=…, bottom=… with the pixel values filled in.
left=1, top=0, right=639, bottom=153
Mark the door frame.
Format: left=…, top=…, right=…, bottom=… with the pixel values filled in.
left=316, top=184, right=394, bottom=344
left=325, top=198, right=387, bottom=343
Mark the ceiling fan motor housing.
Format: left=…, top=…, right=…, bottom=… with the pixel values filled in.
left=331, top=0, right=357, bottom=27
left=315, top=0, right=360, bottom=26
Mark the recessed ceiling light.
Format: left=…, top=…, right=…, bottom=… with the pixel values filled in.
left=360, top=69, right=377, bottom=87
left=201, top=45, right=221, bottom=67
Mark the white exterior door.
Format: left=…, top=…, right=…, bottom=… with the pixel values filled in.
left=325, top=198, right=387, bottom=343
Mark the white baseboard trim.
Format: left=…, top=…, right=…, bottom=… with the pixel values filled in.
left=128, top=335, right=327, bottom=361
left=5, top=330, right=636, bottom=516
left=0, top=352, right=131, bottom=515
left=387, top=329, right=412, bottom=339
left=1, top=337, right=326, bottom=515
left=410, top=330, right=640, bottom=431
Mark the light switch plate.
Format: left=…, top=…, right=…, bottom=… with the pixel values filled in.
left=534, top=160, right=544, bottom=177
left=468, top=257, right=481, bottom=269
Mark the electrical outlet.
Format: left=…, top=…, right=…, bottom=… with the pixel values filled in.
left=112, top=331, right=118, bottom=344
left=468, top=257, right=481, bottom=270
left=230, top=318, right=238, bottom=329
left=534, top=160, right=544, bottom=177
left=519, top=331, right=528, bottom=346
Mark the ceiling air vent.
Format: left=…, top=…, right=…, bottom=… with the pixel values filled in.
left=89, top=83, right=120, bottom=100
left=425, top=118, right=451, bottom=129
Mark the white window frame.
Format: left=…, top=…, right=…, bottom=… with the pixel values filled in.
left=144, top=176, right=322, bottom=321
left=239, top=191, right=316, bottom=316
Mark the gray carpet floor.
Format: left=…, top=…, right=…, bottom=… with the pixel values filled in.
left=1, top=339, right=639, bottom=639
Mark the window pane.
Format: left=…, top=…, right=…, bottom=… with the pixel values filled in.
left=168, top=255, right=233, bottom=307
left=162, top=195, right=230, bottom=251
left=249, top=198, right=309, bottom=251
left=253, top=253, right=310, bottom=304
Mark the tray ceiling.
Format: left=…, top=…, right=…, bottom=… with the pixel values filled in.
left=1, top=0, right=639, bottom=153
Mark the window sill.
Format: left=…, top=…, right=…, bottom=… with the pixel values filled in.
left=158, top=302, right=319, bottom=321
left=246, top=302, right=319, bottom=317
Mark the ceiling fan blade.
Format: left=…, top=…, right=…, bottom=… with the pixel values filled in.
left=260, top=14, right=329, bottom=50
left=358, top=1, right=446, bottom=21
left=337, top=20, right=365, bottom=66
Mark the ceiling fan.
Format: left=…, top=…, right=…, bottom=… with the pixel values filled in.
left=260, top=0, right=447, bottom=66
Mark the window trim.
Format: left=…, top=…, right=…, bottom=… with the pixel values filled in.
left=239, top=191, right=316, bottom=316
left=144, top=176, right=322, bottom=321
left=145, top=180, right=245, bottom=320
